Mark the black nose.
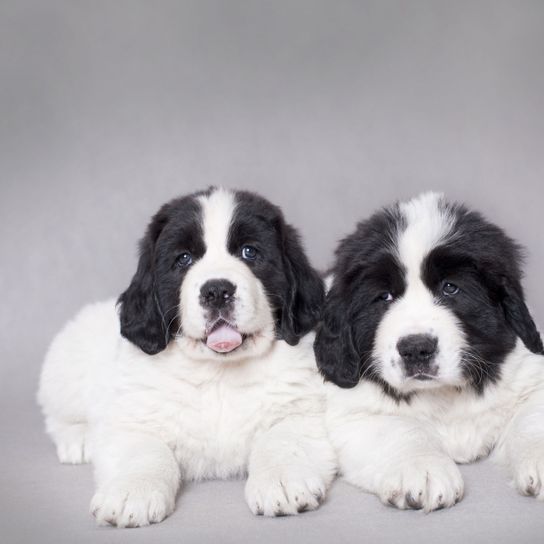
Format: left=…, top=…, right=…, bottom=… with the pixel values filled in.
left=200, top=279, right=236, bottom=309
left=397, top=334, right=438, bottom=366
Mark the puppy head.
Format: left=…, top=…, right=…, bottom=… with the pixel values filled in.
left=315, top=192, right=543, bottom=397
left=118, top=187, right=323, bottom=362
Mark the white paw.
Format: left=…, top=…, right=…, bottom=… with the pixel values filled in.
left=376, top=455, right=464, bottom=512
left=90, top=479, right=175, bottom=528
left=512, top=452, right=544, bottom=499
left=245, top=468, right=327, bottom=517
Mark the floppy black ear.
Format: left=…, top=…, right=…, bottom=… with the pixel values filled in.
left=313, top=284, right=362, bottom=387
left=501, top=276, right=544, bottom=355
left=278, top=223, right=325, bottom=345
left=118, top=209, right=170, bottom=355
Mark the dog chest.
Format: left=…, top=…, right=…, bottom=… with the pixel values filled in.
left=171, top=379, right=270, bottom=479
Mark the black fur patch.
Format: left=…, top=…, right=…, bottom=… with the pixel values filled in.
left=422, top=204, right=544, bottom=391
left=118, top=191, right=208, bottom=354
left=230, top=191, right=324, bottom=345
left=314, top=204, right=407, bottom=391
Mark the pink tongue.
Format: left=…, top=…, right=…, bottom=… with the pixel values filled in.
left=206, top=324, right=243, bottom=353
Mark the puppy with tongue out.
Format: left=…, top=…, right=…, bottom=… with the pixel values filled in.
left=40, top=188, right=335, bottom=528
left=206, top=320, right=243, bottom=353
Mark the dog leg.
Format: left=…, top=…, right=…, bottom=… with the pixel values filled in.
left=90, top=430, right=181, bottom=528
left=332, top=414, right=464, bottom=512
left=245, top=415, right=336, bottom=516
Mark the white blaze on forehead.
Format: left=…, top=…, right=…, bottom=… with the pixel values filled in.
left=397, top=192, right=454, bottom=281
left=373, top=192, right=467, bottom=390
left=198, top=187, right=236, bottom=256
left=178, top=186, right=276, bottom=360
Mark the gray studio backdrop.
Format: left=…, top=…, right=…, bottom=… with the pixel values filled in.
left=1, top=2, right=544, bottom=544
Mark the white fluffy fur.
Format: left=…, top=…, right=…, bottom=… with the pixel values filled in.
left=327, top=192, right=544, bottom=512
left=38, top=188, right=336, bottom=527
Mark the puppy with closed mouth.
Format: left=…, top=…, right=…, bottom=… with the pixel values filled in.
left=315, top=192, right=544, bottom=512
left=38, top=187, right=336, bottom=527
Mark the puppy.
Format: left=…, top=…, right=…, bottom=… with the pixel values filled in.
left=315, top=192, right=544, bottom=512
left=38, top=187, right=336, bottom=527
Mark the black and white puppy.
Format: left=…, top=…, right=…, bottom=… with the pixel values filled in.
left=315, top=192, right=544, bottom=512
left=38, top=187, right=336, bottom=527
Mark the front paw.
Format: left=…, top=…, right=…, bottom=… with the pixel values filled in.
left=90, top=478, right=175, bottom=528
left=245, top=469, right=327, bottom=517
left=512, top=452, right=544, bottom=499
left=376, top=455, right=464, bottom=512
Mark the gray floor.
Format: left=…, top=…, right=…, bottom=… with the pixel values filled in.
left=2, top=1, right=544, bottom=542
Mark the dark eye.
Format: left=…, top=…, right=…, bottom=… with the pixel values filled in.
left=241, top=245, right=258, bottom=261
left=377, top=292, right=394, bottom=303
left=442, top=282, right=460, bottom=296
left=176, top=252, right=193, bottom=268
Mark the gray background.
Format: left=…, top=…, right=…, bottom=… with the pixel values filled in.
left=1, top=1, right=544, bottom=543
